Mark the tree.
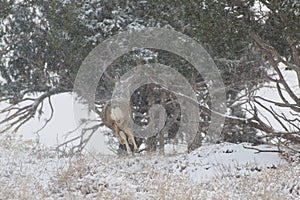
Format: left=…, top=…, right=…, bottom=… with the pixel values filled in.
left=157, top=0, right=300, bottom=152
left=145, top=0, right=266, bottom=146
left=227, top=0, right=300, bottom=151
left=3, top=0, right=297, bottom=154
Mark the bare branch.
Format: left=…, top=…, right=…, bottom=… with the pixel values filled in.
left=251, top=32, right=300, bottom=104
left=0, top=88, right=66, bottom=134
left=243, top=145, right=282, bottom=154
left=35, top=96, right=55, bottom=134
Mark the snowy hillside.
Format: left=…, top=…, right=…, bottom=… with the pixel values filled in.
left=0, top=133, right=299, bottom=199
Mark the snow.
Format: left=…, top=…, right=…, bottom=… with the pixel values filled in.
left=1, top=133, right=299, bottom=199
left=185, top=143, right=286, bottom=182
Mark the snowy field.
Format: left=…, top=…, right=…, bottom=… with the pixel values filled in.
left=0, top=133, right=299, bottom=200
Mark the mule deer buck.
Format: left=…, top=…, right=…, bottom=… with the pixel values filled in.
left=101, top=100, right=138, bottom=153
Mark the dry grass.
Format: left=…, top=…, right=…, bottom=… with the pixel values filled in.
left=48, top=154, right=299, bottom=200
left=0, top=135, right=299, bottom=200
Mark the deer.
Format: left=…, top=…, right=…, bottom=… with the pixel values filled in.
left=100, top=70, right=139, bottom=154
left=101, top=100, right=138, bottom=153
left=100, top=68, right=138, bottom=153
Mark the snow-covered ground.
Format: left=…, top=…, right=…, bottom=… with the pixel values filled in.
left=0, top=133, right=299, bottom=199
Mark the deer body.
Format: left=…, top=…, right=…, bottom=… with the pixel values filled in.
left=101, top=101, right=138, bottom=153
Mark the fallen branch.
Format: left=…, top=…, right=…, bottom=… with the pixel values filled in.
left=243, top=145, right=282, bottom=154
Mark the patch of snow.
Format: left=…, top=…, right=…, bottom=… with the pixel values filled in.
left=185, top=142, right=286, bottom=183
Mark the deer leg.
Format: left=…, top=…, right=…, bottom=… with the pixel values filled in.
left=113, top=124, right=122, bottom=143
left=113, top=124, right=131, bottom=153
left=127, top=133, right=138, bottom=152
left=119, top=130, right=131, bottom=153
